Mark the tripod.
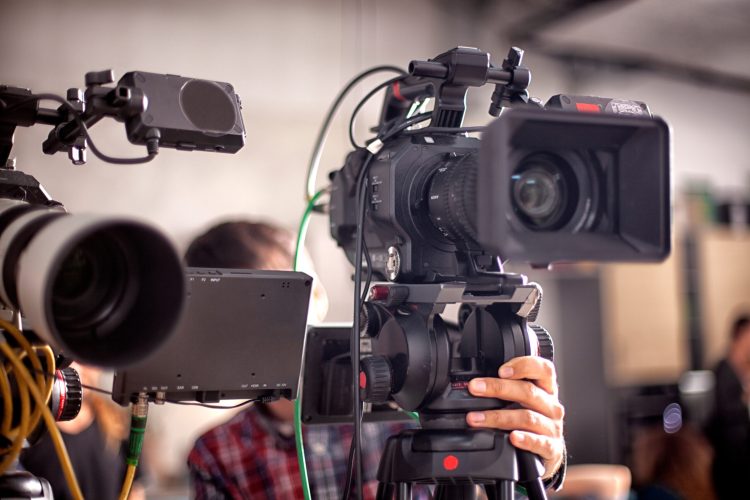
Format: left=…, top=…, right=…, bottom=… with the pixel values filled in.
left=354, top=280, right=553, bottom=500
left=375, top=427, right=547, bottom=500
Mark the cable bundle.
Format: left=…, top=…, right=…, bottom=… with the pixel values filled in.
left=0, top=318, right=83, bottom=499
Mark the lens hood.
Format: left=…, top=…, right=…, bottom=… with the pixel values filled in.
left=16, top=214, right=185, bottom=367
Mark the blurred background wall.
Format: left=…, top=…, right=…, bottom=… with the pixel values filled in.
left=2, top=0, right=749, bottom=497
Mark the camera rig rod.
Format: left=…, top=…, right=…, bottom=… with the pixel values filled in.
left=0, top=86, right=63, bottom=167
left=401, top=46, right=531, bottom=128
left=0, top=70, right=150, bottom=166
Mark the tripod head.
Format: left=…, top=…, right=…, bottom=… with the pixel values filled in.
left=359, top=275, right=553, bottom=429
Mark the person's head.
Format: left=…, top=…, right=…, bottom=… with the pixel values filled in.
left=729, top=315, right=750, bottom=370
left=731, top=315, right=750, bottom=343
left=185, top=220, right=328, bottom=322
left=185, top=221, right=294, bottom=270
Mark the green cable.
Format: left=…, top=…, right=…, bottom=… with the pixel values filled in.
left=125, top=414, right=147, bottom=466
left=126, top=394, right=149, bottom=466
left=293, top=188, right=325, bottom=500
left=294, top=189, right=325, bottom=271
left=293, top=399, right=310, bottom=500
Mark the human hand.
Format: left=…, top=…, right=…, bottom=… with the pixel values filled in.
left=465, top=356, right=565, bottom=479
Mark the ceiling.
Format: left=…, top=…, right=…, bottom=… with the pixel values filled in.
left=448, top=0, right=750, bottom=93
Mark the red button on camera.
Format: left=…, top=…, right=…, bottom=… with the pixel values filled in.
left=442, top=455, right=459, bottom=471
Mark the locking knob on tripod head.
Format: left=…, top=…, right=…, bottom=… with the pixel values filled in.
left=530, top=324, right=554, bottom=362
left=360, top=355, right=392, bottom=403
left=360, top=302, right=390, bottom=337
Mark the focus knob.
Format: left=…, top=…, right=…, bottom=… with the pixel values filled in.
left=85, top=69, right=114, bottom=86
left=50, top=367, right=83, bottom=422
left=530, top=324, right=554, bottom=362
left=360, top=302, right=389, bottom=338
left=359, top=355, right=392, bottom=404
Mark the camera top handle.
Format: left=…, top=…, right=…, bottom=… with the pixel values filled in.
left=377, top=46, right=532, bottom=134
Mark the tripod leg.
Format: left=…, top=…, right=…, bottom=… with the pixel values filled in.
left=486, top=485, right=497, bottom=500
left=435, top=484, right=480, bottom=500
left=490, top=480, right=514, bottom=500
left=520, top=478, right=547, bottom=500
left=376, top=482, right=394, bottom=500
left=516, top=449, right=547, bottom=500
left=396, top=482, right=412, bottom=500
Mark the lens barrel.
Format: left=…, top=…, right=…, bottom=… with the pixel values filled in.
left=0, top=200, right=184, bottom=367
left=427, top=153, right=478, bottom=245
left=478, top=108, right=671, bottom=263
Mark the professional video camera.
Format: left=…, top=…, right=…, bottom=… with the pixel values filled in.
left=0, top=70, right=246, bottom=498
left=318, top=46, right=670, bottom=500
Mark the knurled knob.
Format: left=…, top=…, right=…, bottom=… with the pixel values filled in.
left=360, top=302, right=388, bottom=337
left=530, top=324, right=554, bottom=362
left=359, top=355, right=392, bottom=404
left=52, top=367, right=83, bottom=422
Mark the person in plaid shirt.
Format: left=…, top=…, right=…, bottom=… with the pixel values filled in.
left=188, top=402, right=418, bottom=499
left=184, top=221, right=565, bottom=498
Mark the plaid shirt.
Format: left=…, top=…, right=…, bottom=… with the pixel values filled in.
left=187, top=405, right=426, bottom=499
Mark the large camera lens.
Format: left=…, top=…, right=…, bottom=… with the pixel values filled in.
left=427, top=153, right=478, bottom=245
left=0, top=203, right=184, bottom=367
left=51, top=233, right=135, bottom=332
left=511, top=154, right=578, bottom=231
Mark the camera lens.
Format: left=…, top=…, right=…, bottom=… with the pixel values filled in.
left=427, top=153, right=478, bottom=245
left=51, top=233, right=134, bottom=332
left=511, top=154, right=577, bottom=230
left=513, top=168, right=560, bottom=219
left=0, top=210, right=186, bottom=367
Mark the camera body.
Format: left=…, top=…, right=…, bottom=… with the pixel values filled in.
left=330, top=96, right=671, bottom=285
left=321, top=48, right=671, bottom=494
left=330, top=134, right=485, bottom=284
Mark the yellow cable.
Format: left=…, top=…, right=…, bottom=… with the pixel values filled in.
left=0, top=319, right=50, bottom=435
left=0, top=319, right=37, bottom=473
left=0, top=363, right=13, bottom=434
left=0, top=321, right=83, bottom=500
left=0, top=359, right=30, bottom=473
left=35, top=345, right=56, bottom=403
left=119, top=463, right=137, bottom=500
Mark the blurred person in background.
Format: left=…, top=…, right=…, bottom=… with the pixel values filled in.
left=548, top=464, right=631, bottom=500
left=185, top=220, right=567, bottom=498
left=20, top=363, right=147, bottom=500
left=705, top=315, right=750, bottom=499
left=631, top=424, right=714, bottom=500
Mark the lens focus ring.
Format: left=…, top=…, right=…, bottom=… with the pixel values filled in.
left=427, top=153, right=478, bottom=245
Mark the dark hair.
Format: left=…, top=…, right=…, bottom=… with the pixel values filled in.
left=632, top=424, right=715, bottom=500
left=731, top=315, right=750, bottom=342
left=184, top=221, right=294, bottom=269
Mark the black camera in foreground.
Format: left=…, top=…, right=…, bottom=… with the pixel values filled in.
left=324, top=46, right=670, bottom=499
left=329, top=49, right=670, bottom=283
left=0, top=70, right=246, bottom=365
left=0, top=69, right=247, bottom=490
